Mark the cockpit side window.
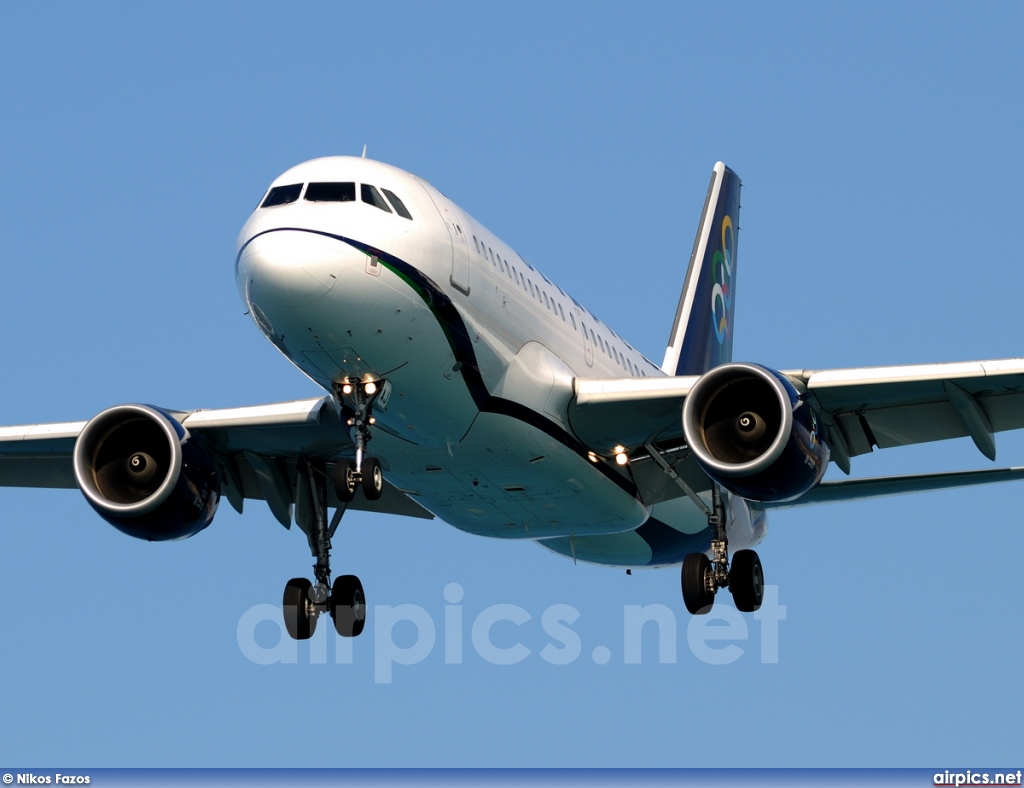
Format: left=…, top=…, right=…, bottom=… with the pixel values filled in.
left=305, top=182, right=356, bottom=202
left=261, top=183, right=303, bottom=207
left=361, top=184, right=392, bottom=213
left=381, top=188, right=413, bottom=220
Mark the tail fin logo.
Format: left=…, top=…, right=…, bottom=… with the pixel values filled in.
left=711, top=215, right=735, bottom=345
left=661, top=162, right=740, bottom=377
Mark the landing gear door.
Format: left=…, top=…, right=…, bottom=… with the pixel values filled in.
left=425, top=191, right=471, bottom=295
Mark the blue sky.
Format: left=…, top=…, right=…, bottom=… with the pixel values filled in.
left=1, top=0, right=1023, bottom=769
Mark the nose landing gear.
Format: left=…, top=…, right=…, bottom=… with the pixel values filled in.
left=680, top=483, right=764, bottom=615
left=333, top=377, right=384, bottom=503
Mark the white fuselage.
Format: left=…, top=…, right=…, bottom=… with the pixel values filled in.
left=234, top=156, right=764, bottom=566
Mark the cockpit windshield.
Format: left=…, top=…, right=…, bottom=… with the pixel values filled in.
left=260, top=183, right=302, bottom=207
left=382, top=188, right=413, bottom=220
left=259, top=180, right=413, bottom=220
left=361, top=184, right=392, bottom=213
left=305, top=182, right=356, bottom=202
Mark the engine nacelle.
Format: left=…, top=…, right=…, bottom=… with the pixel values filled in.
left=681, top=363, right=829, bottom=502
left=73, top=404, right=220, bottom=541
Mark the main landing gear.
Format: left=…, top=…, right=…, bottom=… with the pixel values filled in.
left=282, top=457, right=367, bottom=640
left=681, top=484, right=764, bottom=615
left=281, top=377, right=385, bottom=641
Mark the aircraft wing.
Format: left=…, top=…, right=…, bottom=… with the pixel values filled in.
left=568, top=375, right=700, bottom=454
left=791, top=359, right=1024, bottom=470
left=0, top=396, right=434, bottom=524
left=568, top=358, right=1024, bottom=496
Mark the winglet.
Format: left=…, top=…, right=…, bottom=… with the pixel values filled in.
left=661, top=162, right=742, bottom=376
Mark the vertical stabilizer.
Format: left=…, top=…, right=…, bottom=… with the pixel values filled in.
left=661, top=162, right=741, bottom=376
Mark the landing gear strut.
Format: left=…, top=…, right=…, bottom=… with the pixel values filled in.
left=282, top=457, right=367, bottom=640
left=681, top=483, right=764, bottom=615
left=333, top=377, right=384, bottom=503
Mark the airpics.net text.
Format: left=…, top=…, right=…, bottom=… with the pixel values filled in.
left=236, top=583, right=787, bottom=683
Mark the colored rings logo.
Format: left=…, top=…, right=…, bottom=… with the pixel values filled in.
left=710, top=215, right=734, bottom=344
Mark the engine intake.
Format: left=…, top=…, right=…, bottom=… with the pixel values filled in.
left=73, top=404, right=220, bottom=541
left=681, top=363, right=829, bottom=502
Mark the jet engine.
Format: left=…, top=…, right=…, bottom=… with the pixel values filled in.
left=73, top=404, right=220, bottom=540
left=681, top=363, right=829, bottom=502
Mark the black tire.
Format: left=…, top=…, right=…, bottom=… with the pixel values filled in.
left=681, top=553, right=715, bottom=615
left=361, top=457, right=384, bottom=501
left=283, top=577, right=317, bottom=640
left=330, top=574, right=366, bottom=637
left=729, top=549, right=764, bottom=612
left=334, top=459, right=357, bottom=503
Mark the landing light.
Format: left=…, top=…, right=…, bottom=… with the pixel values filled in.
left=341, top=383, right=353, bottom=396
left=587, top=451, right=599, bottom=463
left=615, top=452, right=629, bottom=466
left=364, top=381, right=378, bottom=396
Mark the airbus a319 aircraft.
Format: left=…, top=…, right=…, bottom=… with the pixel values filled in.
left=4, top=156, right=1024, bottom=640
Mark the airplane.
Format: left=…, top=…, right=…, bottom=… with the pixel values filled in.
left=4, top=154, right=1024, bottom=640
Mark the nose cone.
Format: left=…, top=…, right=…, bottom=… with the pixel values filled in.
left=238, top=230, right=343, bottom=309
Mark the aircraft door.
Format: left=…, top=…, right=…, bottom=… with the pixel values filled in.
left=433, top=195, right=471, bottom=295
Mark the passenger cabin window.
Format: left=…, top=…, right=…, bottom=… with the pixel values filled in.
left=261, top=183, right=302, bottom=207
left=305, top=182, right=356, bottom=202
left=361, top=184, right=392, bottom=213
left=382, top=189, right=413, bottom=220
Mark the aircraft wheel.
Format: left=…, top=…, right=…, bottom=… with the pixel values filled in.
left=283, top=577, right=317, bottom=640
left=362, top=457, right=383, bottom=501
left=330, top=575, right=366, bottom=637
left=334, top=459, right=357, bottom=503
left=729, top=549, right=764, bottom=612
left=681, top=553, right=715, bottom=615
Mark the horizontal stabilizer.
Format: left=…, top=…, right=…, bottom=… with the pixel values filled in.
left=762, top=466, right=1024, bottom=509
